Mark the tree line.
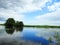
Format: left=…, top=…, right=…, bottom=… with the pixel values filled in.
left=5, top=18, right=24, bottom=28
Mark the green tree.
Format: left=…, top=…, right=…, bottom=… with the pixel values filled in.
left=15, top=21, right=24, bottom=27
left=5, top=18, right=15, bottom=28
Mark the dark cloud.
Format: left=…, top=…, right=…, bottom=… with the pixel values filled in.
left=0, top=0, right=23, bottom=9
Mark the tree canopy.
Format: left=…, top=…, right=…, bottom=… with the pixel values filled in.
left=5, top=18, right=15, bottom=28
left=5, top=18, right=24, bottom=28
left=15, top=21, right=24, bottom=27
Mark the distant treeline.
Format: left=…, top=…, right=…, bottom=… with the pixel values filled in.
left=0, top=24, right=4, bottom=25
left=24, top=25, right=60, bottom=28
left=0, top=18, right=60, bottom=28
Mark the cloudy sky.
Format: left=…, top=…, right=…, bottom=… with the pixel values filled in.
left=0, top=0, right=60, bottom=26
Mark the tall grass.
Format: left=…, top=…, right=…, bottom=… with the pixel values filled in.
left=49, top=32, right=60, bottom=45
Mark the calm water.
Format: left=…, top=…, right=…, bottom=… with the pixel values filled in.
left=0, top=26, right=60, bottom=45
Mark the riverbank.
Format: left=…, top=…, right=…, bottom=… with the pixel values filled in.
left=0, top=24, right=60, bottom=28
left=24, top=25, right=60, bottom=28
left=0, top=24, right=4, bottom=25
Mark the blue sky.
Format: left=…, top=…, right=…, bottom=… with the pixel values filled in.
left=0, top=0, right=60, bottom=26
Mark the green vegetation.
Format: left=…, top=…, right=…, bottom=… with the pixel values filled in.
left=0, top=18, right=60, bottom=28
left=5, top=18, right=24, bottom=34
left=15, top=21, right=24, bottom=28
left=5, top=18, right=24, bottom=28
left=54, top=32, right=60, bottom=45
left=0, top=24, right=4, bottom=25
left=24, top=25, right=60, bottom=28
left=5, top=18, right=15, bottom=28
left=49, top=32, right=60, bottom=45
left=49, top=37, right=52, bottom=42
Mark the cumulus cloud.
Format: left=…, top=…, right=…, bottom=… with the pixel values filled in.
left=0, top=9, right=24, bottom=21
left=35, top=2, right=60, bottom=26
left=0, top=0, right=52, bottom=24
left=48, top=2, right=60, bottom=11
left=0, top=0, right=52, bottom=12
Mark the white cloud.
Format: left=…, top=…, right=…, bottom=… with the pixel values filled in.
left=48, top=2, right=60, bottom=11
left=22, top=0, right=52, bottom=12
left=35, top=2, right=60, bottom=26
left=0, top=0, right=52, bottom=12
left=0, top=0, right=52, bottom=24
left=0, top=9, right=24, bottom=21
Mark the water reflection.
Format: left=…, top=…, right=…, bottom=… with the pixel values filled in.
left=15, top=27, right=23, bottom=32
left=5, top=27, right=23, bottom=34
left=5, top=27, right=15, bottom=34
left=2, top=26, right=60, bottom=45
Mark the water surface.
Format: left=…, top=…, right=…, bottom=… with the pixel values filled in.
left=0, top=26, right=60, bottom=45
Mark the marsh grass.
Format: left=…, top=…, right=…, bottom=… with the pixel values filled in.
left=49, top=32, right=60, bottom=45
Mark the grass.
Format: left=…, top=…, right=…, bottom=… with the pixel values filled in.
left=24, top=25, right=60, bottom=28
left=0, top=24, right=4, bottom=25
left=0, top=24, right=60, bottom=28
left=49, top=32, right=60, bottom=45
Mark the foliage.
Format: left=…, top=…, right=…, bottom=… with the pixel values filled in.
left=49, top=32, right=60, bottom=45
left=24, top=25, right=60, bottom=28
left=54, top=32, right=60, bottom=45
left=5, top=18, right=24, bottom=28
left=15, top=21, right=24, bottom=27
left=49, top=37, right=52, bottom=42
left=5, top=18, right=15, bottom=28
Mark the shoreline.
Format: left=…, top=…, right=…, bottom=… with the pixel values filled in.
left=0, top=24, right=60, bottom=28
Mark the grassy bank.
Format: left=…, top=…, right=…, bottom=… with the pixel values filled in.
left=0, top=24, right=60, bottom=28
left=24, top=25, right=60, bottom=28
left=0, top=24, right=4, bottom=25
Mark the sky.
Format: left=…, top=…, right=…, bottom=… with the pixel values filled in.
left=0, top=0, right=60, bottom=26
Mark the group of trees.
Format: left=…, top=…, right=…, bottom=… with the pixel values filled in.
left=5, top=18, right=24, bottom=28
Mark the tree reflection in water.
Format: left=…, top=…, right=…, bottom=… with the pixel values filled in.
left=5, top=27, right=15, bottom=34
left=15, top=27, right=23, bottom=32
left=5, top=26, right=23, bottom=34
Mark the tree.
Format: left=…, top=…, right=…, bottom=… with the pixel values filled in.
left=5, top=18, right=15, bottom=28
left=15, top=21, right=24, bottom=27
left=19, top=21, right=24, bottom=27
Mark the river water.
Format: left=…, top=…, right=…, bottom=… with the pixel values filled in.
left=0, top=26, right=60, bottom=45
